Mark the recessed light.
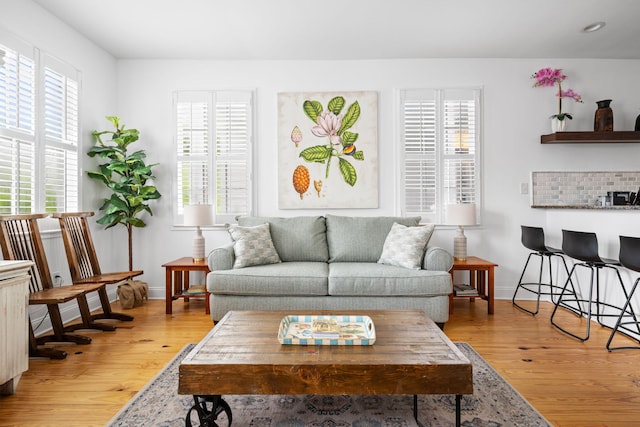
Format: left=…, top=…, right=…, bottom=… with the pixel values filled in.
left=583, top=21, right=606, bottom=33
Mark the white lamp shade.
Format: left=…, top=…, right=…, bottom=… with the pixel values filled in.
left=446, top=203, right=476, bottom=226
left=183, top=204, right=213, bottom=226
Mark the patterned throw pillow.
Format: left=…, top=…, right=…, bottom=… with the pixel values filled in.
left=227, top=223, right=281, bottom=268
left=378, top=222, right=435, bottom=270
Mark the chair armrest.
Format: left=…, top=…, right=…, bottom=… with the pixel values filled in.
left=208, top=244, right=235, bottom=271
left=422, top=246, right=453, bottom=272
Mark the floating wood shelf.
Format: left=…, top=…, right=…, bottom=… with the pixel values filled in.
left=541, top=131, right=640, bottom=144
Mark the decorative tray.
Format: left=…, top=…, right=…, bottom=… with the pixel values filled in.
left=277, top=314, right=376, bottom=346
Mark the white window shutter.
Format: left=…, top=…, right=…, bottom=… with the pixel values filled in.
left=174, top=90, right=253, bottom=225
left=400, top=88, right=481, bottom=223
left=0, top=40, right=36, bottom=214
left=42, top=56, right=80, bottom=213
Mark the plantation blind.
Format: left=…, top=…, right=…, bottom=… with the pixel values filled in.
left=42, top=54, right=80, bottom=213
left=174, top=90, right=253, bottom=224
left=0, top=40, right=35, bottom=214
left=0, top=32, right=80, bottom=216
left=400, top=88, right=481, bottom=223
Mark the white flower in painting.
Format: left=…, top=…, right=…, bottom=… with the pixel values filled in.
left=311, top=111, right=343, bottom=145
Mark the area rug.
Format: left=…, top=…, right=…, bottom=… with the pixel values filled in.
left=106, top=342, right=551, bottom=427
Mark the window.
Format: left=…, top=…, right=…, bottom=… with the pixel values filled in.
left=399, top=88, right=482, bottom=224
left=173, top=90, right=253, bottom=224
left=0, top=34, right=80, bottom=215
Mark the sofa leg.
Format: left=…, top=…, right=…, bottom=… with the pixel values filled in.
left=436, top=322, right=445, bottom=331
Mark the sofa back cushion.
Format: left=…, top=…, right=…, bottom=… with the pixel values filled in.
left=236, top=216, right=329, bottom=262
left=325, top=215, right=421, bottom=262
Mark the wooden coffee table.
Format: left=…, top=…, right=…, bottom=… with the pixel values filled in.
left=179, top=310, right=473, bottom=426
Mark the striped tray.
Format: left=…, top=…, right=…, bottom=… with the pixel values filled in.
left=277, top=314, right=376, bottom=346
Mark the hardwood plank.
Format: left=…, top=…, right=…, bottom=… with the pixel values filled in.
left=0, top=299, right=639, bottom=426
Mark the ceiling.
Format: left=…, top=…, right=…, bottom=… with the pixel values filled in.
left=32, top=0, right=640, bottom=60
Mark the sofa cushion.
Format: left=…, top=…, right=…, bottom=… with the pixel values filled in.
left=328, top=262, right=452, bottom=297
left=378, top=222, right=435, bottom=270
left=227, top=223, right=281, bottom=268
left=236, top=216, right=329, bottom=262
left=208, top=262, right=328, bottom=296
left=325, top=215, right=421, bottom=262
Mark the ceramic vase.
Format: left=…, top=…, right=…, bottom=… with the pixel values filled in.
left=594, top=99, right=613, bottom=131
left=551, top=117, right=567, bottom=133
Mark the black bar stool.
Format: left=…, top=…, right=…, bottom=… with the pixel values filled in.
left=512, top=226, right=582, bottom=316
left=606, top=236, right=640, bottom=351
left=551, top=229, right=634, bottom=342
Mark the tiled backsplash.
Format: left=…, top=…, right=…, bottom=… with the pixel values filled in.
left=531, top=171, right=640, bottom=206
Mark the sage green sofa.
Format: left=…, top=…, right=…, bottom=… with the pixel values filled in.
left=206, top=215, right=454, bottom=325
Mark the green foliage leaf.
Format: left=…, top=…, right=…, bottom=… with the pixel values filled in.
left=353, top=150, right=364, bottom=161
left=342, top=131, right=358, bottom=146
left=87, top=171, right=109, bottom=185
left=338, top=101, right=360, bottom=134
left=300, top=145, right=332, bottom=163
left=140, top=186, right=161, bottom=198
left=108, top=194, right=129, bottom=211
left=338, top=157, right=357, bottom=186
left=303, top=100, right=323, bottom=123
left=327, top=96, right=345, bottom=115
left=129, top=218, right=146, bottom=228
left=106, top=116, right=120, bottom=128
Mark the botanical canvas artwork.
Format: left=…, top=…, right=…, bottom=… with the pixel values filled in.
left=278, top=91, right=378, bottom=208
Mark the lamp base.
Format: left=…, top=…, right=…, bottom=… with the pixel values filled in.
left=192, top=227, right=205, bottom=263
left=453, top=226, right=467, bottom=262
left=192, top=257, right=206, bottom=263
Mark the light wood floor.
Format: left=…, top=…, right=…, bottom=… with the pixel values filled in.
left=1, top=298, right=639, bottom=427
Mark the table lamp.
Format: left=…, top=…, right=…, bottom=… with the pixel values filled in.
left=183, top=204, right=213, bottom=262
left=446, top=203, right=476, bottom=261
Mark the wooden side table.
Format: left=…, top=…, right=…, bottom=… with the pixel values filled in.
left=449, top=256, right=498, bottom=315
left=162, top=257, right=210, bottom=315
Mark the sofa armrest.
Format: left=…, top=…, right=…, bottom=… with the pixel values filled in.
left=422, top=246, right=453, bottom=272
left=208, top=243, right=235, bottom=271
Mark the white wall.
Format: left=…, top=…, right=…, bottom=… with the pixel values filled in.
left=115, top=58, right=640, bottom=307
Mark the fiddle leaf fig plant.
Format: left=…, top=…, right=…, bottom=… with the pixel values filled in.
left=87, top=116, right=161, bottom=270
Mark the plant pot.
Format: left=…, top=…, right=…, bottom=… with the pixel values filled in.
left=551, top=117, right=567, bottom=133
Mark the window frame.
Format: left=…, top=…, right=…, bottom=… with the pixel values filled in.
left=172, top=89, right=254, bottom=226
left=397, top=87, right=483, bottom=224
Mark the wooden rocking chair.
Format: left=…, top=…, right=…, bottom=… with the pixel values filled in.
left=53, top=212, right=143, bottom=322
left=0, top=214, right=113, bottom=360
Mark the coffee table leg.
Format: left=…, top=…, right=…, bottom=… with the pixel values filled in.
left=413, top=395, right=425, bottom=427
left=186, top=395, right=232, bottom=427
left=414, top=394, right=462, bottom=427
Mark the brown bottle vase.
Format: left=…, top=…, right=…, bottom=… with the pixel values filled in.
left=594, top=99, right=613, bottom=131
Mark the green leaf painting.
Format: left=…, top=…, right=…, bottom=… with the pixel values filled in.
left=303, top=100, right=323, bottom=123
left=299, top=95, right=365, bottom=187
left=338, top=157, right=357, bottom=187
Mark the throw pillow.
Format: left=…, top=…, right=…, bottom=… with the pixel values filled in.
left=378, top=222, right=435, bottom=270
left=227, top=223, right=281, bottom=268
left=236, top=216, right=329, bottom=262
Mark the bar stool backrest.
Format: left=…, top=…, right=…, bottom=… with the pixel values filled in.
left=619, top=236, right=640, bottom=273
left=562, top=229, right=602, bottom=263
left=521, top=226, right=547, bottom=252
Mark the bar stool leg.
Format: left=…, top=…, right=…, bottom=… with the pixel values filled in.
left=513, top=253, right=545, bottom=315
left=606, top=276, right=640, bottom=351
left=551, top=263, right=595, bottom=342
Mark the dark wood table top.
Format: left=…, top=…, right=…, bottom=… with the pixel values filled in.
left=179, top=310, right=473, bottom=396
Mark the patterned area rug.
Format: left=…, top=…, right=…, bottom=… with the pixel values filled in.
left=106, top=342, right=551, bottom=427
